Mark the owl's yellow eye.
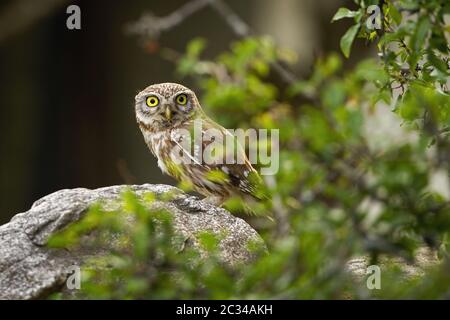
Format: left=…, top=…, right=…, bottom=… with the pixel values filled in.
left=176, top=94, right=188, bottom=105
left=146, top=96, right=159, bottom=108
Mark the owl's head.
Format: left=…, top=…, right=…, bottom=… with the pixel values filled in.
left=135, top=82, right=201, bottom=131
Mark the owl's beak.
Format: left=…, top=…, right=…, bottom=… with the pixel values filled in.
left=164, top=106, right=172, bottom=121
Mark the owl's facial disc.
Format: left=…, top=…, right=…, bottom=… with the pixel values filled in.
left=135, top=85, right=199, bottom=131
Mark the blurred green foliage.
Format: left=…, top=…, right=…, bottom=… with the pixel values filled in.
left=49, top=0, right=450, bottom=299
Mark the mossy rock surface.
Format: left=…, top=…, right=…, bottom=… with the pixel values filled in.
left=0, top=184, right=265, bottom=300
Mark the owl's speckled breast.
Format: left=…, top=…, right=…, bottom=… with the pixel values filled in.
left=145, top=129, right=172, bottom=174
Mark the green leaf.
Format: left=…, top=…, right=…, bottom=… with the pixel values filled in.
left=387, top=3, right=402, bottom=25
left=408, top=17, right=431, bottom=70
left=340, top=24, right=360, bottom=58
left=411, top=17, right=431, bottom=52
left=430, top=27, right=449, bottom=54
left=331, top=8, right=359, bottom=22
left=355, top=59, right=389, bottom=84
left=428, top=51, right=449, bottom=75
left=186, top=37, right=206, bottom=58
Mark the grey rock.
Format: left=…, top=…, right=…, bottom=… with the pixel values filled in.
left=0, top=184, right=264, bottom=300
left=347, top=248, right=439, bottom=279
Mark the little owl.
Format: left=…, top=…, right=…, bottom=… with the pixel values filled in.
left=134, top=82, right=268, bottom=208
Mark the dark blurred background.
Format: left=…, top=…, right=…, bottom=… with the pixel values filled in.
left=0, top=0, right=369, bottom=224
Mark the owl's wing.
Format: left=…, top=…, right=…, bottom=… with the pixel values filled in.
left=174, top=117, right=268, bottom=200
left=219, top=160, right=269, bottom=200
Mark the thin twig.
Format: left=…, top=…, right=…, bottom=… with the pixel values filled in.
left=209, top=0, right=298, bottom=84
left=207, top=0, right=249, bottom=37
left=125, top=0, right=211, bottom=39
left=126, top=0, right=299, bottom=85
